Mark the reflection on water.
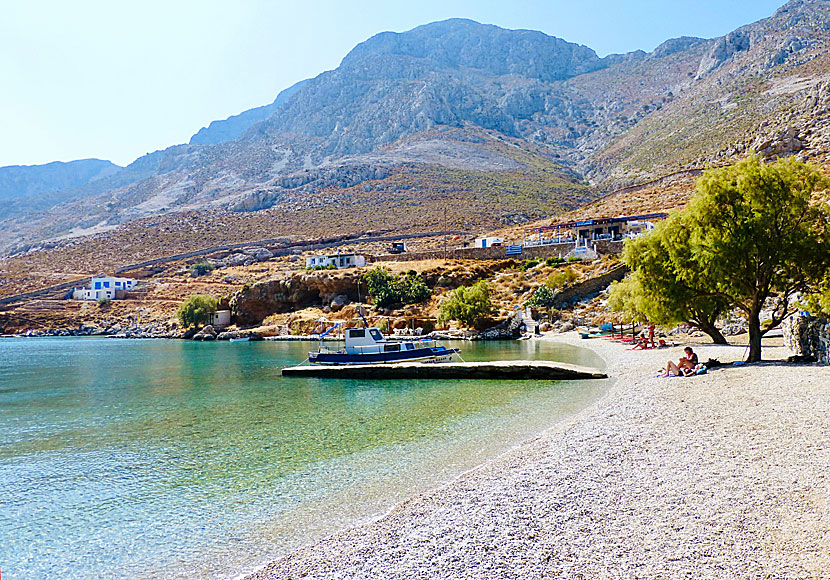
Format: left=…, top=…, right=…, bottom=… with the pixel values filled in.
left=0, top=337, right=606, bottom=580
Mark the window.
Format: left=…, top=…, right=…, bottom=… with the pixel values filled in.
left=369, top=329, right=383, bottom=341
left=115, top=281, right=121, bottom=287
left=347, top=328, right=365, bottom=338
left=94, top=281, right=101, bottom=289
left=384, top=344, right=401, bottom=352
left=103, top=281, right=110, bottom=288
left=405, top=343, right=414, bottom=350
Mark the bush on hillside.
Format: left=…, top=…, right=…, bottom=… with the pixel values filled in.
left=177, top=294, right=218, bottom=329
left=190, top=261, right=214, bottom=277
left=438, top=281, right=495, bottom=328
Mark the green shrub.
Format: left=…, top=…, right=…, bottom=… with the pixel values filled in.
left=190, top=261, right=214, bottom=276
left=528, top=267, right=576, bottom=308
left=519, top=259, right=540, bottom=272
left=546, top=267, right=577, bottom=291
left=362, top=267, right=431, bottom=309
left=528, top=285, right=557, bottom=308
left=307, top=264, right=337, bottom=271
left=438, top=281, right=495, bottom=328
left=176, top=294, right=218, bottom=329
left=97, top=298, right=112, bottom=307
left=567, top=256, right=582, bottom=263
left=545, top=256, right=565, bottom=267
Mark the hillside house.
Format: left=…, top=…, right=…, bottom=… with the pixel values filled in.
left=524, top=213, right=668, bottom=246
left=305, top=253, right=366, bottom=269
left=72, top=276, right=137, bottom=301
left=474, top=237, right=503, bottom=248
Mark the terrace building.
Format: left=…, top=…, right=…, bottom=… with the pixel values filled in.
left=72, top=276, right=137, bottom=301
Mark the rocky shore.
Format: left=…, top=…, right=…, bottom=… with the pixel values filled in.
left=246, top=333, right=830, bottom=579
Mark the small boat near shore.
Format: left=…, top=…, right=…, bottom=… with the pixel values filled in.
left=308, top=326, right=458, bottom=365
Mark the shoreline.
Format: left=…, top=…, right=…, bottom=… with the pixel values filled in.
left=244, top=332, right=830, bottom=579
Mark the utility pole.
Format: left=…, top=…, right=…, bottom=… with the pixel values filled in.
left=443, top=207, right=448, bottom=257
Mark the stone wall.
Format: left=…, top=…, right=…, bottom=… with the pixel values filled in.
left=782, top=315, right=830, bottom=364
left=374, top=240, right=624, bottom=263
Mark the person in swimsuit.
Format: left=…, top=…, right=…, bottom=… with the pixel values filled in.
left=663, top=347, right=698, bottom=376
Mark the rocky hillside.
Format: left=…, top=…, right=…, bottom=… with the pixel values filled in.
left=4, top=1, right=830, bottom=263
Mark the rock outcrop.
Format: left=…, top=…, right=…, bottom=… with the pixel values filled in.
left=230, top=271, right=363, bottom=326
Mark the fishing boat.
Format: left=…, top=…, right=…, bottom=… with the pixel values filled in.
left=308, top=326, right=458, bottom=365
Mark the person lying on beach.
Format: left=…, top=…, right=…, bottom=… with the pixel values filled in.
left=662, top=347, right=699, bottom=376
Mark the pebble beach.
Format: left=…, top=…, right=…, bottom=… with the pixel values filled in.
left=246, top=333, right=830, bottom=579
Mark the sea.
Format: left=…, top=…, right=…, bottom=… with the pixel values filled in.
left=0, top=337, right=606, bottom=580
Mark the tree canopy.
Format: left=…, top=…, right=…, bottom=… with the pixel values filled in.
left=361, top=267, right=431, bottom=309
left=438, top=280, right=495, bottom=328
left=177, top=294, right=218, bottom=329
left=614, top=156, right=830, bottom=361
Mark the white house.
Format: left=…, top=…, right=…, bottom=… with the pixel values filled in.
left=72, top=276, right=137, bottom=301
left=305, top=253, right=366, bottom=269
left=474, top=237, right=503, bottom=248
left=210, top=310, right=231, bottom=328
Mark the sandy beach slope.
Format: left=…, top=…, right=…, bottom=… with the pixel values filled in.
left=246, top=333, right=830, bottom=579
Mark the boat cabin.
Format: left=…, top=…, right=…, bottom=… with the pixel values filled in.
left=344, top=327, right=418, bottom=355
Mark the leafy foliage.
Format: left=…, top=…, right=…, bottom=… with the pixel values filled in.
left=177, top=294, right=218, bottom=329
left=528, top=267, right=577, bottom=308
left=801, top=272, right=830, bottom=318
left=307, top=264, right=337, bottom=271
left=438, top=281, right=495, bottom=327
left=616, top=156, right=830, bottom=360
left=545, top=256, right=565, bottom=267
left=519, top=259, right=540, bottom=272
left=190, top=261, right=214, bottom=277
left=361, top=267, right=431, bottom=309
left=613, top=215, right=730, bottom=343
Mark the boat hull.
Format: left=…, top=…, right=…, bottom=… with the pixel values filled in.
left=309, top=346, right=458, bottom=365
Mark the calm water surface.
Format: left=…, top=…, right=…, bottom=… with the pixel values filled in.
left=0, top=337, right=606, bottom=580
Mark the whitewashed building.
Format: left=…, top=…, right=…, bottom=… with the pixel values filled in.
left=210, top=310, right=231, bottom=329
left=474, top=237, right=503, bottom=248
left=72, top=276, right=137, bottom=301
left=305, top=254, right=366, bottom=269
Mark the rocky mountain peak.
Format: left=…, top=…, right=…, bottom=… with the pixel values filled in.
left=339, top=18, right=604, bottom=82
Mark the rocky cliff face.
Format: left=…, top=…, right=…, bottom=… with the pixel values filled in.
left=230, top=270, right=363, bottom=326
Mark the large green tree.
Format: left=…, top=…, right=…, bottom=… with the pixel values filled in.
left=619, top=156, right=830, bottom=362
left=612, top=214, right=730, bottom=344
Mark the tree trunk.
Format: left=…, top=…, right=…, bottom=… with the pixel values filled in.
left=747, top=309, right=763, bottom=362
left=697, top=321, right=728, bottom=345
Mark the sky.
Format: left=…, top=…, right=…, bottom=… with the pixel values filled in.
left=0, top=0, right=787, bottom=168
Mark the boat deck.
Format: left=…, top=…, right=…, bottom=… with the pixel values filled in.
left=281, top=360, right=607, bottom=380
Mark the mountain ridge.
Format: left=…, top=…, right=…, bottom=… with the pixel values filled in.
left=4, top=1, right=830, bottom=261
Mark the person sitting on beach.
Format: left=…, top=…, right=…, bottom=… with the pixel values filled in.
left=662, top=347, right=698, bottom=377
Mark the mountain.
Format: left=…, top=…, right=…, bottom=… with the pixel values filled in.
left=189, top=79, right=310, bottom=145
left=0, top=159, right=120, bottom=202
left=3, top=0, right=830, bottom=261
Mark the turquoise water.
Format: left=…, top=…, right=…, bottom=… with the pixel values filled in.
left=0, top=337, right=606, bottom=580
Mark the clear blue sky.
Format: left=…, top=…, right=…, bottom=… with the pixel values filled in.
left=0, top=0, right=787, bottom=168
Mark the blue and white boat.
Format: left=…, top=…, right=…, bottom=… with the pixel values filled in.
left=308, top=326, right=458, bottom=365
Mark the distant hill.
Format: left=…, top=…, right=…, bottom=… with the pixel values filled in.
left=4, top=0, right=830, bottom=259
left=0, top=159, right=120, bottom=202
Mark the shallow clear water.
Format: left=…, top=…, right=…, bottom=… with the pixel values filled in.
left=0, top=337, right=606, bottom=580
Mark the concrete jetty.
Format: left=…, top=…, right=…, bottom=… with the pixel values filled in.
left=281, top=360, right=607, bottom=380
